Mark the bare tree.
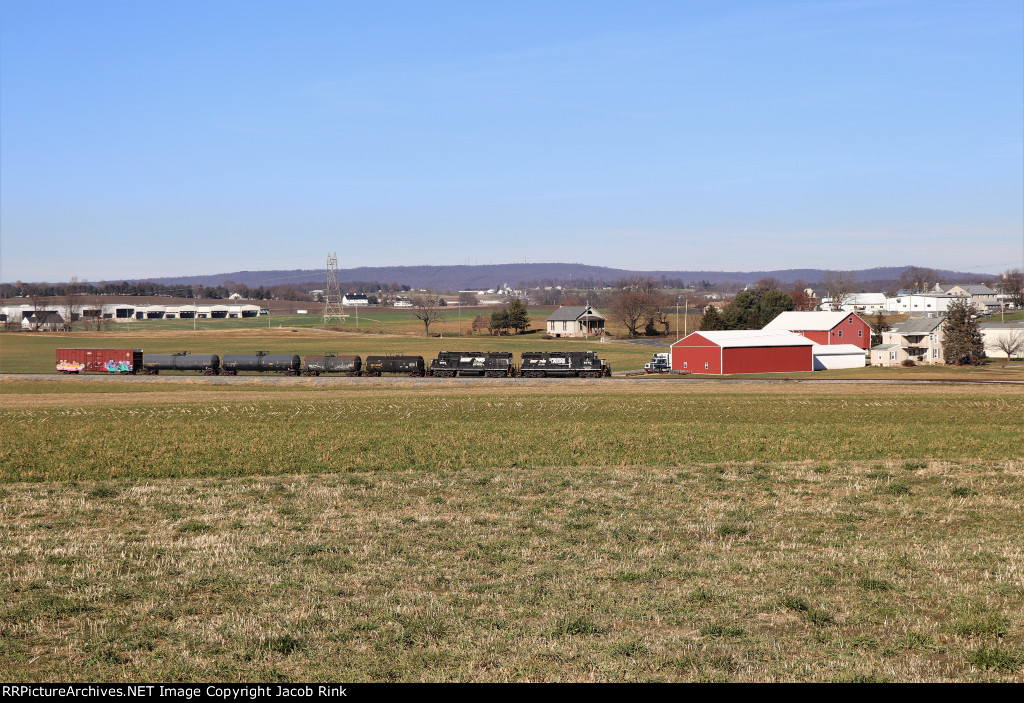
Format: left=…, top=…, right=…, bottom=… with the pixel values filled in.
left=869, top=310, right=891, bottom=347
left=993, top=331, right=1024, bottom=367
left=999, top=269, right=1024, bottom=309
left=410, top=292, right=445, bottom=336
left=60, top=276, right=84, bottom=332
left=821, top=271, right=856, bottom=311
left=611, top=289, right=663, bottom=336
left=756, top=277, right=783, bottom=290
left=26, top=284, right=48, bottom=331
left=471, top=314, right=489, bottom=335
left=898, top=266, right=939, bottom=293
left=789, top=281, right=815, bottom=311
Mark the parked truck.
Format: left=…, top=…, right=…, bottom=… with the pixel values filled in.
left=644, top=352, right=671, bottom=373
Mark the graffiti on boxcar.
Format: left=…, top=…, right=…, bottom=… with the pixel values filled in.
left=57, top=361, right=86, bottom=372
left=104, top=360, right=131, bottom=373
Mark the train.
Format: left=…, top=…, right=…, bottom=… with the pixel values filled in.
left=55, top=349, right=612, bottom=378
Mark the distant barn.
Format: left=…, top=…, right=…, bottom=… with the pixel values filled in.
left=762, top=311, right=871, bottom=350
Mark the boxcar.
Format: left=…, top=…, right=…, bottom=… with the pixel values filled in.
left=56, top=348, right=143, bottom=374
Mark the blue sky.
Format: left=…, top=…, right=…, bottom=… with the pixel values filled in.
left=2, top=0, right=1021, bottom=282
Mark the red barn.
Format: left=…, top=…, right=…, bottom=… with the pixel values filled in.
left=762, top=311, right=871, bottom=350
left=670, top=331, right=814, bottom=375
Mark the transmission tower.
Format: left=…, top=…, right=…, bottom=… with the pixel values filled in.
left=322, top=252, right=346, bottom=324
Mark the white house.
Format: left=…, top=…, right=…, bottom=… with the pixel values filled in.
left=546, top=306, right=606, bottom=338
left=870, top=317, right=945, bottom=367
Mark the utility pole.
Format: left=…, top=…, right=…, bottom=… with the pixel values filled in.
left=675, top=297, right=680, bottom=341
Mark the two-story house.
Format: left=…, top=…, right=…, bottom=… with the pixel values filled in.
left=870, top=317, right=945, bottom=367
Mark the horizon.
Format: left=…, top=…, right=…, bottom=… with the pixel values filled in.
left=1, top=261, right=1004, bottom=289
left=2, top=1, right=1022, bottom=282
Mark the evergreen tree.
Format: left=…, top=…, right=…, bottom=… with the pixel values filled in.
left=506, top=298, right=531, bottom=334
left=699, top=305, right=725, bottom=331
left=490, top=309, right=510, bottom=335
left=758, top=289, right=795, bottom=326
left=720, top=290, right=762, bottom=329
left=942, top=299, right=985, bottom=365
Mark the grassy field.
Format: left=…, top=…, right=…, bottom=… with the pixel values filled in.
left=3, top=327, right=1023, bottom=381
left=1, top=382, right=1022, bottom=681
left=0, top=328, right=653, bottom=375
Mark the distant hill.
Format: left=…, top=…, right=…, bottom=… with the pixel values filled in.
left=133, top=263, right=993, bottom=291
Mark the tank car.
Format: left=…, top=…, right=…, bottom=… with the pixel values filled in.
left=519, top=351, right=610, bottom=378
left=429, top=351, right=515, bottom=377
left=220, top=351, right=301, bottom=375
left=303, top=354, right=362, bottom=376
left=142, top=352, right=220, bottom=375
left=363, top=355, right=425, bottom=376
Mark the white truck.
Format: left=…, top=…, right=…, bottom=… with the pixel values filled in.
left=644, top=352, right=671, bottom=373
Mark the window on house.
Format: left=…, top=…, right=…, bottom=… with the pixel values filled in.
left=683, top=362, right=687, bottom=369
left=704, top=362, right=709, bottom=370
left=933, top=348, right=939, bottom=358
left=562, top=321, right=566, bottom=331
left=838, top=330, right=843, bottom=338
left=858, top=330, right=863, bottom=337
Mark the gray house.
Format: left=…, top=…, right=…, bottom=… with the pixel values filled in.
left=546, top=305, right=606, bottom=338
left=870, top=317, right=945, bottom=366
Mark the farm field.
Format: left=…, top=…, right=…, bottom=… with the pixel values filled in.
left=1, top=382, right=1022, bottom=681
left=2, top=328, right=1023, bottom=380
left=0, top=328, right=651, bottom=375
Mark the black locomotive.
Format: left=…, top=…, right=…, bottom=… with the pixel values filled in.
left=520, top=351, right=610, bottom=378
left=428, top=351, right=515, bottom=377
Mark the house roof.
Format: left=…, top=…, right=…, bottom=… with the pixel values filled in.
left=846, top=293, right=887, bottom=304
left=891, top=317, right=943, bottom=335
left=546, top=305, right=605, bottom=322
left=871, top=344, right=900, bottom=350
left=673, top=330, right=814, bottom=348
left=952, top=284, right=997, bottom=295
left=762, top=311, right=852, bottom=331
left=28, top=311, right=64, bottom=324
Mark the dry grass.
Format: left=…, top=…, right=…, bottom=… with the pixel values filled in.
left=1, top=461, right=1021, bottom=681
left=1, top=383, right=1021, bottom=681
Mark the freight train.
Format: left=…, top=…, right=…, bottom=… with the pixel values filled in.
left=56, top=349, right=611, bottom=378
